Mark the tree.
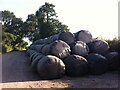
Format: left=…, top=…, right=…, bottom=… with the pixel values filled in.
left=34, top=2, right=69, bottom=40
left=1, top=3, right=70, bottom=53
left=2, top=31, right=28, bottom=52
left=51, top=19, right=69, bottom=33
left=2, top=11, right=24, bottom=38
left=2, top=10, right=28, bottom=52
left=22, top=2, right=69, bottom=42
left=22, top=14, right=38, bottom=41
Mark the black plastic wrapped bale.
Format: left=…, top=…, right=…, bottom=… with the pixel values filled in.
left=105, top=52, right=120, bottom=71
left=30, top=52, right=44, bottom=62
left=41, top=44, right=51, bottom=55
left=45, top=34, right=58, bottom=44
left=44, top=32, right=75, bottom=45
left=75, top=30, right=93, bottom=43
left=87, top=40, right=109, bottom=55
left=70, top=41, right=89, bottom=56
left=63, top=55, right=89, bottom=77
left=86, top=53, right=108, bottom=75
left=26, top=49, right=36, bottom=56
left=41, top=40, right=71, bottom=59
left=27, top=49, right=45, bottom=62
left=32, top=38, right=48, bottom=45
left=37, top=55, right=65, bottom=79
left=58, top=32, right=75, bottom=45
left=29, top=44, right=45, bottom=53
left=31, top=53, right=45, bottom=72
left=31, top=32, right=75, bottom=45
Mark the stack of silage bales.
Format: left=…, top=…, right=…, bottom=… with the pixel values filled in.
left=26, top=30, right=120, bottom=80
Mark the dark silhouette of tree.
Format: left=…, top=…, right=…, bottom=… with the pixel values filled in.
left=25, top=2, right=69, bottom=41
left=1, top=3, right=70, bottom=52
left=2, top=10, right=28, bottom=52
left=22, top=14, right=38, bottom=41
left=35, top=2, right=69, bottom=39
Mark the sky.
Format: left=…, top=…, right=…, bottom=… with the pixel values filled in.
left=0, top=0, right=119, bottom=39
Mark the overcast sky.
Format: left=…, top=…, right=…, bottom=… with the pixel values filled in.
left=0, top=0, right=119, bottom=39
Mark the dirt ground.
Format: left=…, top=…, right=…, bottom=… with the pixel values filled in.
left=0, top=51, right=119, bottom=89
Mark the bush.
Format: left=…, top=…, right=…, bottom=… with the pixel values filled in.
left=105, top=37, right=120, bottom=52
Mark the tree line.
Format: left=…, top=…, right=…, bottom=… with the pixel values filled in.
left=1, top=2, right=69, bottom=53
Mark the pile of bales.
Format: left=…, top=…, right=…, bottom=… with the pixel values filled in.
left=27, top=30, right=120, bottom=79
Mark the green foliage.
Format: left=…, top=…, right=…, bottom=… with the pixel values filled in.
left=23, top=14, right=38, bottom=41
left=2, top=11, right=24, bottom=38
left=2, top=10, right=16, bottom=28
left=2, top=32, right=16, bottom=52
left=25, top=2, right=69, bottom=41
left=2, top=11, right=28, bottom=53
left=2, top=3, right=70, bottom=53
left=105, top=37, right=120, bottom=52
left=2, top=32, right=28, bottom=53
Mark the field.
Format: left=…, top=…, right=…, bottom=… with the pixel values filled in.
left=0, top=51, right=119, bottom=88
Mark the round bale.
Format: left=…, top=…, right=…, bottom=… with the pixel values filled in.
left=32, top=32, right=75, bottom=45
left=41, top=40, right=71, bottom=59
left=26, top=49, right=37, bottom=56
left=87, top=40, right=109, bottom=55
left=32, top=38, right=48, bottom=45
left=31, top=53, right=45, bottom=72
left=58, top=32, right=75, bottom=45
left=63, top=55, right=89, bottom=77
left=37, top=55, right=65, bottom=79
left=105, top=52, right=120, bottom=71
left=75, top=30, right=93, bottom=43
left=30, top=52, right=44, bottom=62
left=29, top=44, right=45, bottom=53
left=86, top=53, right=108, bottom=75
left=50, top=40, right=71, bottom=59
left=70, top=41, right=89, bottom=56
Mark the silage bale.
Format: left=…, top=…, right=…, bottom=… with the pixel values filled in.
left=32, top=32, right=75, bottom=45
left=31, top=53, right=45, bottom=72
left=29, top=44, right=45, bottom=53
left=87, top=40, right=109, bottom=55
left=45, top=34, right=58, bottom=44
left=32, top=38, right=48, bottom=45
left=86, top=53, right=108, bottom=75
left=27, top=49, right=44, bottom=62
left=63, top=55, right=89, bottom=77
left=70, top=41, right=89, bottom=56
left=27, top=50, right=45, bottom=72
left=30, top=52, right=40, bottom=62
left=75, top=30, right=93, bottom=43
left=44, top=31, right=75, bottom=45
left=26, top=49, right=37, bottom=56
left=41, top=44, right=51, bottom=55
left=105, top=52, right=120, bottom=71
left=58, top=32, right=75, bottom=45
left=41, top=40, right=71, bottom=59
left=37, top=55, right=65, bottom=79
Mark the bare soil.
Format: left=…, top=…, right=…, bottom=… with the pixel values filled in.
left=0, top=51, right=119, bottom=88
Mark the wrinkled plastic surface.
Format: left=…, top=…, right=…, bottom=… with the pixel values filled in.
left=105, top=52, right=120, bottom=70
left=75, top=30, right=93, bottom=43
left=88, top=40, right=109, bottom=55
left=32, top=32, right=75, bottom=45
left=86, top=53, right=108, bottom=75
left=37, top=55, right=65, bottom=79
left=71, top=41, right=89, bottom=56
left=63, top=55, right=89, bottom=76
